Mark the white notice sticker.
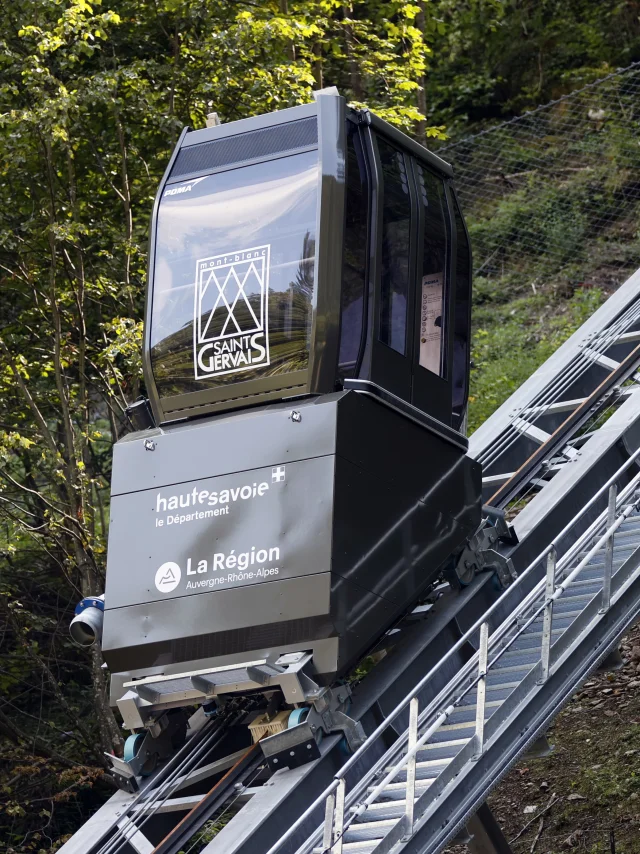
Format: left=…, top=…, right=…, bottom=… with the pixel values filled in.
left=419, top=272, right=443, bottom=375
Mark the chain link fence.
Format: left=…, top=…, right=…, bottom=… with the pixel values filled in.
left=441, top=63, right=640, bottom=289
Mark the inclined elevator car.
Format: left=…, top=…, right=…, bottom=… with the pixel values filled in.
left=71, top=90, right=483, bottom=781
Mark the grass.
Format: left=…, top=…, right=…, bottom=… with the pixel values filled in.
left=468, top=281, right=605, bottom=433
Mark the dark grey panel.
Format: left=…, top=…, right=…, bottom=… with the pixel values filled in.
left=110, top=395, right=340, bottom=496
left=334, top=390, right=475, bottom=495
left=105, top=455, right=334, bottom=609
left=102, top=572, right=332, bottom=672
left=104, top=389, right=481, bottom=682
left=332, top=451, right=479, bottom=605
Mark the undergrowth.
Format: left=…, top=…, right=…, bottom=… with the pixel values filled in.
left=468, top=282, right=605, bottom=432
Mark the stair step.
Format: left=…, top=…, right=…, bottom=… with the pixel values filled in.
left=565, top=579, right=606, bottom=596
left=578, top=560, right=626, bottom=577
left=489, top=645, right=540, bottom=672
left=447, top=699, right=502, bottom=724
left=486, top=666, right=532, bottom=685
left=510, top=628, right=564, bottom=652
left=314, top=841, right=378, bottom=853
left=461, top=682, right=518, bottom=706
left=358, top=799, right=415, bottom=821
left=367, top=779, right=433, bottom=800
left=488, top=660, right=537, bottom=677
left=522, top=615, right=575, bottom=634
left=551, top=596, right=593, bottom=614
left=411, top=739, right=469, bottom=763
left=522, top=609, right=582, bottom=626
left=389, top=759, right=451, bottom=781
left=422, top=726, right=475, bottom=744
left=389, top=743, right=466, bottom=772
left=344, top=818, right=396, bottom=843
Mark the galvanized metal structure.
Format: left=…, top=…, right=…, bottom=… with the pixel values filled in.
left=61, top=266, right=640, bottom=853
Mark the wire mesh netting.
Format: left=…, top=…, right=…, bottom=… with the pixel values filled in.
left=441, top=62, right=640, bottom=289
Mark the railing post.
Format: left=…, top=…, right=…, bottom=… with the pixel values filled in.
left=332, top=778, right=346, bottom=854
left=473, top=622, right=489, bottom=759
left=539, top=547, right=556, bottom=683
left=403, top=696, right=419, bottom=839
left=600, top=484, right=617, bottom=614
left=322, top=791, right=336, bottom=853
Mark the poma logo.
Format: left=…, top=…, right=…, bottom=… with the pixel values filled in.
left=193, top=245, right=270, bottom=380
left=164, top=176, right=206, bottom=197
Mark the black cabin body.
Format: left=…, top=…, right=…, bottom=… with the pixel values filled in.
left=102, top=93, right=481, bottom=713
left=144, top=93, right=472, bottom=430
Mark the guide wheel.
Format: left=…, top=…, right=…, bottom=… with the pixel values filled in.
left=288, top=707, right=323, bottom=744
left=124, top=733, right=158, bottom=777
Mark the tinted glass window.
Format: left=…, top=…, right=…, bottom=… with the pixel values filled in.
left=378, top=139, right=410, bottom=355
left=150, top=150, right=318, bottom=398
left=416, top=165, right=448, bottom=377
left=452, top=194, right=471, bottom=424
left=338, top=124, right=368, bottom=378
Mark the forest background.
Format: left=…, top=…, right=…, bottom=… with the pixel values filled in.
left=1, top=1, right=640, bottom=850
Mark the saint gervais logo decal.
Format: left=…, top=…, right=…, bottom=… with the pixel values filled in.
left=194, top=244, right=270, bottom=379
left=155, top=561, right=181, bottom=593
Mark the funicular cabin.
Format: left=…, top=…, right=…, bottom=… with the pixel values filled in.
left=96, top=91, right=482, bottom=759
left=144, top=91, right=473, bottom=431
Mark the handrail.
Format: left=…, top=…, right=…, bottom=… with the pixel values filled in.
left=323, top=479, right=640, bottom=852
left=265, top=444, right=640, bottom=854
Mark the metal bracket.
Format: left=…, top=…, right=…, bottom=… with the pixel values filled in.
left=107, top=710, right=188, bottom=791
left=118, top=653, right=319, bottom=728
left=453, top=507, right=518, bottom=588
left=260, top=722, right=322, bottom=772
left=259, top=683, right=364, bottom=770
left=328, top=710, right=367, bottom=752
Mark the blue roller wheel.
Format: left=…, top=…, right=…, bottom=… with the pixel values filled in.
left=124, top=733, right=145, bottom=763
left=124, top=732, right=158, bottom=777
left=288, top=707, right=323, bottom=744
left=338, top=697, right=353, bottom=755
left=287, top=707, right=309, bottom=728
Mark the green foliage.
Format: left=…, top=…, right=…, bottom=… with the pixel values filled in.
left=426, top=0, right=640, bottom=132
left=468, top=284, right=605, bottom=433
left=0, top=2, right=440, bottom=848
left=1, top=0, right=640, bottom=849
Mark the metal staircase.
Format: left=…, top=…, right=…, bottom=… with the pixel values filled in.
left=60, top=267, right=640, bottom=854
left=275, top=450, right=640, bottom=854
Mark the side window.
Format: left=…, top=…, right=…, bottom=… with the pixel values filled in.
left=452, top=194, right=472, bottom=424
left=416, top=165, right=448, bottom=377
left=339, top=122, right=368, bottom=378
left=378, top=138, right=411, bottom=355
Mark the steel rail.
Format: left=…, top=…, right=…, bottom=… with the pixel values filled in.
left=477, top=300, right=640, bottom=470
left=478, top=298, right=640, bottom=469
left=264, top=443, right=640, bottom=854
left=97, top=712, right=245, bottom=854
left=488, top=341, right=640, bottom=506
left=291, top=468, right=640, bottom=854
left=151, top=743, right=264, bottom=854
left=94, top=718, right=224, bottom=854
left=475, top=299, right=640, bottom=469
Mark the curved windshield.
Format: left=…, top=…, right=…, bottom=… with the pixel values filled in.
left=150, top=150, right=319, bottom=398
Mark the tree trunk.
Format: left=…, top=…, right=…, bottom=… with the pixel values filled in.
left=416, top=1, right=428, bottom=144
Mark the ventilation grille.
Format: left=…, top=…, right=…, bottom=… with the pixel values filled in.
left=170, top=117, right=318, bottom=180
